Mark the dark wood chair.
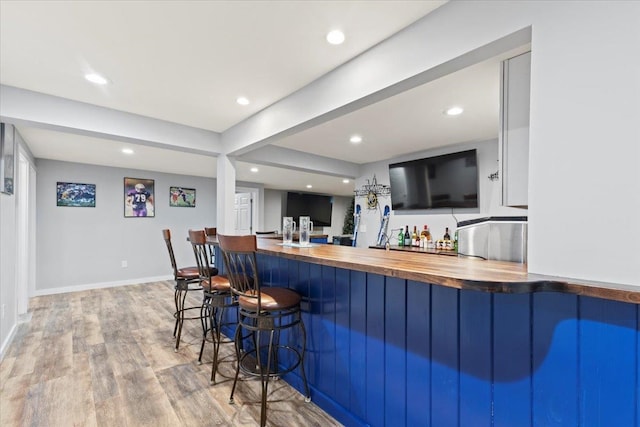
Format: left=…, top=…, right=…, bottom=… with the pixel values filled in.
left=189, top=229, right=235, bottom=384
left=163, top=229, right=217, bottom=351
left=217, top=234, right=311, bottom=427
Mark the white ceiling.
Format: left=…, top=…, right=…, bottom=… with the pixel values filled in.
left=0, top=1, right=526, bottom=197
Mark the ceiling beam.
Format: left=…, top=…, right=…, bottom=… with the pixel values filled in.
left=0, top=85, right=222, bottom=156
left=238, top=145, right=359, bottom=178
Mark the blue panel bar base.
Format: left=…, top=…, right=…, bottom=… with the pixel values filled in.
left=215, top=247, right=639, bottom=427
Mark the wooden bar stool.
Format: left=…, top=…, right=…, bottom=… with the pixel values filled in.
left=163, top=229, right=216, bottom=351
left=189, top=229, right=236, bottom=384
left=217, top=234, right=311, bottom=427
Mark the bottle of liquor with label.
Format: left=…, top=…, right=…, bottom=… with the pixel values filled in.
left=398, top=228, right=405, bottom=247
left=404, top=226, right=411, bottom=247
left=453, top=230, right=459, bottom=252
left=444, top=227, right=451, bottom=241
left=412, top=226, right=419, bottom=247
left=421, top=225, right=432, bottom=242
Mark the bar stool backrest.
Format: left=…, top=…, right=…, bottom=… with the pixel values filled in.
left=162, top=229, right=179, bottom=280
left=204, top=227, right=217, bottom=237
left=217, top=234, right=261, bottom=308
left=188, top=229, right=214, bottom=281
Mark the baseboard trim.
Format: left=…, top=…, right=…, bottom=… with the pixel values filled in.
left=32, top=275, right=173, bottom=296
left=0, top=322, right=18, bottom=362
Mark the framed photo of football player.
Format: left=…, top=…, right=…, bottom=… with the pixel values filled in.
left=169, top=186, right=196, bottom=207
left=124, top=177, right=155, bottom=217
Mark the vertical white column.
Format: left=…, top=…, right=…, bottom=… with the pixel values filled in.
left=216, top=154, right=236, bottom=235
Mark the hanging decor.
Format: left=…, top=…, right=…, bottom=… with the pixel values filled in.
left=354, top=175, right=390, bottom=210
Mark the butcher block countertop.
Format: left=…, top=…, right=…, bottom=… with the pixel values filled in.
left=209, top=236, right=640, bottom=304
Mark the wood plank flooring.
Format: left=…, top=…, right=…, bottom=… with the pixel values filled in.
left=0, top=281, right=343, bottom=427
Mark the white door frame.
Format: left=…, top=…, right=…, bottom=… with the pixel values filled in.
left=236, top=186, right=261, bottom=234
left=16, top=151, right=34, bottom=315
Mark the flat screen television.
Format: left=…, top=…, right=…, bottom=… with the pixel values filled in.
left=286, top=192, right=333, bottom=227
left=388, top=149, right=479, bottom=210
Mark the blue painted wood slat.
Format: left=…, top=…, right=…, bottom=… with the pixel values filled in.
left=384, top=277, right=407, bottom=427
left=366, top=273, right=386, bottom=426
left=579, top=297, right=638, bottom=427
left=459, top=291, right=492, bottom=426
left=406, top=280, right=431, bottom=427
left=532, top=293, right=579, bottom=426
left=493, top=293, right=532, bottom=427
left=430, top=285, right=460, bottom=427
left=349, top=270, right=367, bottom=421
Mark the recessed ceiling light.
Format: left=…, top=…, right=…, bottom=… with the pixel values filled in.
left=326, top=30, right=345, bottom=45
left=349, top=135, right=362, bottom=144
left=445, top=106, right=464, bottom=116
left=250, top=167, right=259, bottom=173
left=342, top=179, right=350, bottom=184
left=85, top=73, right=109, bottom=85
left=121, top=148, right=134, bottom=155
left=306, top=184, right=313, bottom=189
left=236, top=97, right=250, bottom=105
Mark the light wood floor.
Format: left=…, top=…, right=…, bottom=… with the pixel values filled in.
left=0, top=281, right=343, bottom=427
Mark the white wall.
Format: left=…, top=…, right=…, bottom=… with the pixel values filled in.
left=35, top=159, right=217, bottom=293
left=356, top=139, right=525, bottom=247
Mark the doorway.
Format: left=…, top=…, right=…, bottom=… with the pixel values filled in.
left=234, top=187, right=260, bottom=235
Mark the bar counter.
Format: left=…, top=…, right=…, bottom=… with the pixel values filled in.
left=211, top=237, right=640, bottom=427
left=251, top=238, right=640, bottom=304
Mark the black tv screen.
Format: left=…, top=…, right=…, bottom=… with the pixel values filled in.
left=389, top=149, right=479, bottom=210
left=286, top=192, right=333, bottom=227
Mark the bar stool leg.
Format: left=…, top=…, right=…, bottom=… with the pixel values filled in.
left=298, top=316, right=311, bottom=402
left=198, top=295, right=212, bottom=364
left=174, top=286, right=189, bottom=352
left=229, top=322, right=244, bottom=405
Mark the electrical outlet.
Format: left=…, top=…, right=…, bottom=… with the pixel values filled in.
left=1, top=304, right=5, bottom=319
left=121, top=260, right=128, bottom=268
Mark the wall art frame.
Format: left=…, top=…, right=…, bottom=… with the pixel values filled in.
left=124, top=177, right=155, bottom=217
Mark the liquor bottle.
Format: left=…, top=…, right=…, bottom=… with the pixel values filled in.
left=398, top=228, right=405, bottom=247
left=412, top=226, right=418, bottom=247
left=453, top=230, right=459, bottom=252
left=444, top=227, right=451, bottom=241
left=404, top=225, right=411, bottom=247
left=421, top=225, right=432, bottom=242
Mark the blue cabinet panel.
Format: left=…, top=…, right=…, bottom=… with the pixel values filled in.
left=349, top=270, right=367, bottom=420
left=366, top=274, right=386, bottom=426
left=459, top=291, right=492, bottom=426
left=334, top=268, right=351, bottom=410
left=532, top=293, right=578, bottom=427
left=430, top=285, right=460, bottom=427
left=317, top=265, right=336, bottom=398
left=493, top=293, right=531, bottom=427
left=384, top=277, right=407, bottom=427
left=406, top=280, right=431, bottom=427
left=579, top=297, right=638, bottom=427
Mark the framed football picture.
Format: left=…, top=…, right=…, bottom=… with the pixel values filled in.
left=169, top=186, right=196, bottom=207
left=124, top=177, right=155, bottom=217
left=56, top=182, right=96, bottom=207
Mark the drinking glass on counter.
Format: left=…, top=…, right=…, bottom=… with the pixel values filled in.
left=299, top=216, right=313, bottom=246
left=283, top=217, right=296, bottom=245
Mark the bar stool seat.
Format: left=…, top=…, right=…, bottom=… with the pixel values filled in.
left=218, top=234, right=310, bottom=427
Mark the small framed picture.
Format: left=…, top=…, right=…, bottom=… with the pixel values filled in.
left=56, top=182, right=96, bottom=207
left=124, top=177, right=155, bottom=217
left=169, top=186, right=196, bottom=207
